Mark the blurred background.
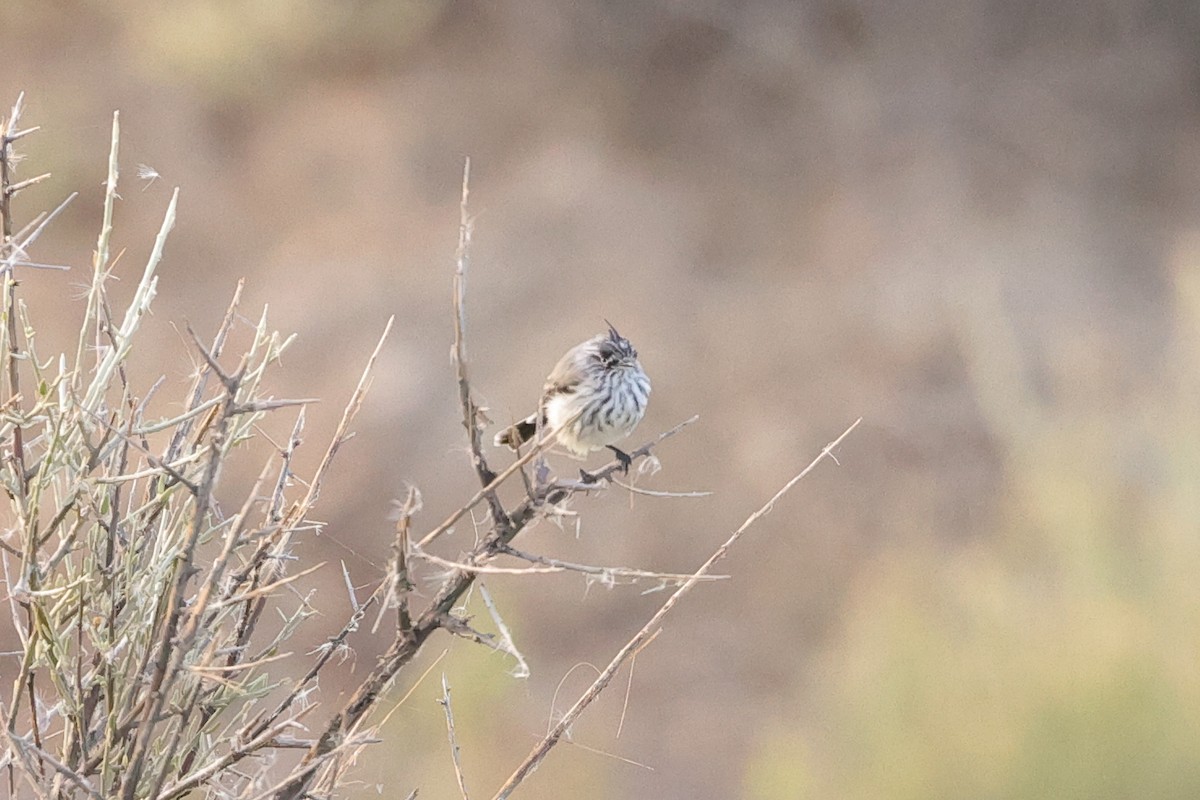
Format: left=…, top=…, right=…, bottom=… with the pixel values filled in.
left=5, top=1, right=1200, bottom=797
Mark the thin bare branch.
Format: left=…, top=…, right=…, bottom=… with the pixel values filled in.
left=2, top=191, right=77, bottom=272
left=4, top=125, right=39, bottom=144
left=4, top=729, right=103, bottom=800
left=4, top=172, right=49, bottom=196
left=298, top=316, right=393, bottom=514
left=478, top=584, right=529, bottom=679
left=497, top=545, right=729, bottom=585
left=451, top=157, right=509, bottom=537
left=413, top=418, right=568, bottom=550
left=491, top=418, right=862, bottom=799
left=208, top=560, right=323, bottom=609
left=410, top=546, right=566, bottom=575
left=559, top=738, right=654, bottom=771
left=378, top=486, right=420, bottom=636
left=617, top=629, right=661, bottom=740
left=610, top=479, right=712, bottom=498
left=438, top=674, right=471, bottom=800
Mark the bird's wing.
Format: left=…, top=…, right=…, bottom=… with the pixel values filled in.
left=542, top=346, right=584, bottom=398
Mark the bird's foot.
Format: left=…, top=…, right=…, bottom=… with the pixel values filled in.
left=606, top=445, right=633, bottom=474
left=577, top=447, right=633, bottom=484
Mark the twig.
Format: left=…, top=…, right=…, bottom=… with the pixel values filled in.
left=413, top=418, right=572, bottom=550
left=155, top=281, right=243, bottom=474
left=3, top=728, right=103, bottom=800
left=377, top=486, right=421, bottom=636
left=491, top=417, right=862, bottom=799
left=561, top=415, right=699, bottom=488
left=388, top=649, right=449, bottom=718
left=80, top=186, right=177, bottom=415
left=437, top=612, right=500, bottom=652
left=80, top=405, right=203, bottom=493
left=415, top=543, right=729, bottom=586
left=559, top=739, right=654, bottom=771
left=411, top=547, right=566, bottom=575
left=298, top=316, right=393, bottom=515
left=207, top=560, right=324, bottom=609
left=438, top=674, right=471, bottom=800
left=545, top=661, right=600, bottom=736
left=497, top=545, right=729, bottom=586
left=340, top=560, right=360, bottom=612
left=617, top=629, right=660, bottom=739
left=609, top=480, right=712, bottom=498
left=2, top=192, right=77, bottom=273
left=451, top=157, right=508, bottom=534
left=478, top=584, right=529, bottom=679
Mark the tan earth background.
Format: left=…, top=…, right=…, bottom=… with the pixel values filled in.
left=5, top=1, right=1200, bottom=798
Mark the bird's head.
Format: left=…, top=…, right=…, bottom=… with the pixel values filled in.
left=596, top=320, right=639, bottom=370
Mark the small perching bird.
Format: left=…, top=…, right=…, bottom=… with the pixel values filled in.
left=494, top=322, right=650, bottom=473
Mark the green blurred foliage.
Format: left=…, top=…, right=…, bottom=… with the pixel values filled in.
left=742, top=250, right=1200, bottom=799
left=6, top=0, right=445, bottom=103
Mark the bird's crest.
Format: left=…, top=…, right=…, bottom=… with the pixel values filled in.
left=604, top=319, right=623, bottom=343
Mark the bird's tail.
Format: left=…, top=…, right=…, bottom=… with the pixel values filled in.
left=494, top=413, right=541, bottom=450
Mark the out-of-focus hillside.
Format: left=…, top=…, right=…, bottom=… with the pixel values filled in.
left=3, top=1, right=1200, bottom=797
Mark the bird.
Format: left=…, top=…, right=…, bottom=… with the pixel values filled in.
left=494, top=322, right=650, bottom=476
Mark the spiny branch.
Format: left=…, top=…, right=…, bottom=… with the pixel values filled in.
left=268, top=417, right=692, bottom=800
left=490, top=417, right=862, bottom=799
left=451, top=157, right=508, bottom=531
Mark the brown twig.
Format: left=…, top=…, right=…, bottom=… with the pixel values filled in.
left=451, top=157, right=507, bottom=533
left=495, top=544, right=729, bottom=586
left=438, top=674, right=471, bottom=800
left=383, top=486, right=421, bottom=636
